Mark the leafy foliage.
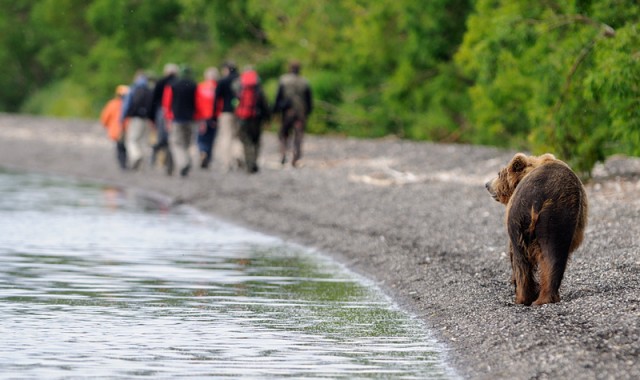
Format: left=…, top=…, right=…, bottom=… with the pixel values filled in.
left=0, top=0, right=638, bottom=174
left=456, top=0, right=640, bottom=175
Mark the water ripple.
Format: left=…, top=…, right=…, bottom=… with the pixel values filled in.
left=0, top=171, right=455, bottom=379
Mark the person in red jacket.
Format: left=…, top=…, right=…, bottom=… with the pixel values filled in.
left=194, top=67, right=220, bottom=169
left=100, top=85, right=129, bottom=170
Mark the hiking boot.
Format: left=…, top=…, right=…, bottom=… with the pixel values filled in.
left=180, top=164, right=191, bottom=177
left=200, top=152, right=209, bottom=169
left=131, top=157, right=143, bottom=171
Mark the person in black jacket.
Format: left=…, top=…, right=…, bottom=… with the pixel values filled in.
left=212, top=61, right=243, bottom=172
left=149, top=63, right=178, bottom=173
left=120, top=70, right=152, bottom=170
left=167, top=66, right=198, bottom=177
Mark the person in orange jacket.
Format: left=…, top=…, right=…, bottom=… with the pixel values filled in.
left=100, top=85, right=129, bottom=170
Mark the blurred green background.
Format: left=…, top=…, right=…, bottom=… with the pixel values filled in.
left=1, top=0, right=638, bottom=175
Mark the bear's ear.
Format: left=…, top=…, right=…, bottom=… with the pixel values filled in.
left=510, top=154, right=528, bottom=173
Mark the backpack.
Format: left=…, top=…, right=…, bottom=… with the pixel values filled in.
left=127, top=84, right=152, bottom=118
left=278, top=73, right=310, bottom=118
left=235, top=70, right=266, bottom=120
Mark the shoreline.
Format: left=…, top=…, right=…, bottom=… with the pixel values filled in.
left=1, top=113, right=639, bottom=379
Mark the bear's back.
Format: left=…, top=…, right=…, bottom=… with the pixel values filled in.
left=512, top=161, right=583, bottom=204
left=507, top=161, right=587, bottom=251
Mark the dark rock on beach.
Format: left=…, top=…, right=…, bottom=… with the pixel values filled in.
left=1, top=113, right=639, bottom=379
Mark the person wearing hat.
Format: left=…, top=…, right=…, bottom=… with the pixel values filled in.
left=100, top=85, right=129, bottom=170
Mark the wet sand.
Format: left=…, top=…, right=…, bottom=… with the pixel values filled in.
left=1, top=113, right=639, bottom=379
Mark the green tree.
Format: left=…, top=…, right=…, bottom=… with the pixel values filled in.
left=2, top=0, right=638, bottom=175
left=0, top=1, right=35, bottom=111
left=254, top=0, right=472, bottom=138
left=456, top=0, right=640, bottom=175
left=0, top=0, right=92, bottom=111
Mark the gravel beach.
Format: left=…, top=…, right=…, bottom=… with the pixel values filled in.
left=1, top=113, right=639, bottom=379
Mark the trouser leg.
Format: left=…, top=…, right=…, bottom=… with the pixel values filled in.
left=126, top=118, right=146, bottom=169
left=292, top=118, right=305, bottom=166
left=215, top=113, right=241, bottom=171
left=214, top=113, right=232, bottom=171
left=170, top=121, right=193, bottom=176
left=239, top=118, right=261, bottom=173
left=197, top=120, right=216, bottom=168
left=116, top=140, right=127, bottom=170
left=278, top=113, right=295, bottom=165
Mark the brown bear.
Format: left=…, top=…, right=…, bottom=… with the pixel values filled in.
left=485, top=153, right=588, bottom=305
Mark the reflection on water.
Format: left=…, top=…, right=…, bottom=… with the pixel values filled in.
left=0, top=170, right=455, bottom=378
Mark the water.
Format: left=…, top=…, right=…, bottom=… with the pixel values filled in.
left=0, top=170, right=454, bottom=379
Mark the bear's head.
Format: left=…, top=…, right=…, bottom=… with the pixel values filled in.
left=485, top=153, right=557, bottom=204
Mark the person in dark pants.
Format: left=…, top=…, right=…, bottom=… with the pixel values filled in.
left=164, top=66, right=198, bottom=177
left=149, top=63, right=178, bottom=174
left=100, top=85, right=129, bottom=170
left=235, top=67, right=270, bottom=173
left=273, top=60, right=313, bottom=167
left=194, top=67, right=220, bottom=169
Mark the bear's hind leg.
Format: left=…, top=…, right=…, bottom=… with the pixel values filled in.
left=533, top=242, right=570, bottom=305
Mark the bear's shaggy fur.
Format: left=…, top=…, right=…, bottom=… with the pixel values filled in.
left=486, top=153, right=588, bottom=305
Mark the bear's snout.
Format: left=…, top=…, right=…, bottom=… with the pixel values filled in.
left=485, top=180, right=499, bottom=201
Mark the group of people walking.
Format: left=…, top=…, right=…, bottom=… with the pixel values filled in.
left=100, top=60, right=312, bottom=176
